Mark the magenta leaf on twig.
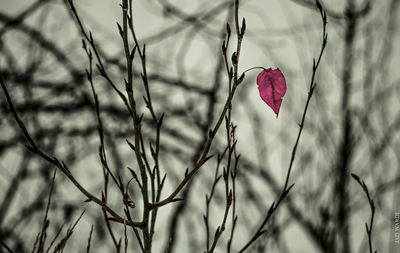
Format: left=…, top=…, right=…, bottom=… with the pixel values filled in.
left=256, top=68, right=287, bottom=117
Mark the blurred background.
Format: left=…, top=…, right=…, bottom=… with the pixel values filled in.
left=0, top=0, right=399, bottom=252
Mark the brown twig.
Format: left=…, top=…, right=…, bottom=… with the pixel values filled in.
left=101, top=193, right=121, bottom=252
left=86, top=225, right=93, bottom=253
left=124, top=208, right=145, bottom=253
left=120, top=0, right=152, bottom=249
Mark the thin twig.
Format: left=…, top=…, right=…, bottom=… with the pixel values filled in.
left=204, top=148, right=227, bottom=252
left=227, top=153, right=239, bottom=253
left=124, top=208, right=145, bottom=253
left=38, top=168, right=57, bottom=253
left=52, top=210, right=85, bottom=253
left=101, top=193, right=121, bottom=252
left=45, top=224, right=65, bottom=253
left=351, top=173, right=377, bottom=253
left=124, top=219, right=128, bottom=253
left=120, top=0, right=151, bottom=249
left=0, top=240, right=15, bottom=253
left=86, top=225, right=93, bottom=253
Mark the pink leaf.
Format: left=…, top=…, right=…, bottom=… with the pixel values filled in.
left=256, top=68, right=287, bottom=117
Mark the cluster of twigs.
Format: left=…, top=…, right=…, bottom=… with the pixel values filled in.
left=0, top=0, right=349, bottom=252
left=0, top=0, right=245, bottom=251
left=0, top=167, right=88, bottom=253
